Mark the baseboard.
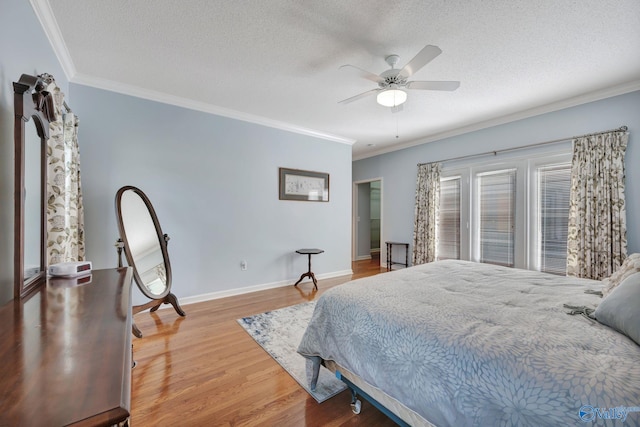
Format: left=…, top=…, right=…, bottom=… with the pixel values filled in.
left=354, top=255, right=372, bottom=261
left=164, top=269, right=354, bottom=309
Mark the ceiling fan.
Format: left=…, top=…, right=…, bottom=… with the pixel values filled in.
left=339, top=44, right=460, bottom=112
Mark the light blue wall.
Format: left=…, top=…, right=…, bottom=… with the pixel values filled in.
left=70, top=84, right=352, bottom=304
left=354, top=91, right=640, bottom=261
left=0, top=0, right=351, bottom=306
left=0, top=0, right=69, bottom=304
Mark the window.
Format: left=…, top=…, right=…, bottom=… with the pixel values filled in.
left=536, top=164, right=571, bottom=274
left=477, top=169, right=516, bottom=267
left=437, top=177, right=461, bottom=260
left=437, top=151, right=572, bottom=273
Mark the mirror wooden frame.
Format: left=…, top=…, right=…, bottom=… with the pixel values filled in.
left=115, top=185, right=185, bottom=337
left=14, top=74, right=52, bottom=299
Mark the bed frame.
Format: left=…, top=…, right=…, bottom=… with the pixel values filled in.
left=324, top=360, right=434, bottom=427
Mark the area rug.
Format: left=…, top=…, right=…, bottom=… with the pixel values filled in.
left=237, top=301, right=347, bottom=403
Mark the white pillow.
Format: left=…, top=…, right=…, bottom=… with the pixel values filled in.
left=595, top=271, right=640, bottom=346
left=601, top=253, right=640, bottom=297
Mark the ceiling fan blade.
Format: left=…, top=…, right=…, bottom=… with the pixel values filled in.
left=339, top=64, right=385, bottom=84
left=338, top=88, right=381, bottom=104
left=397, top=45, right=442, bottom=79
left=406, top=80, right=460, bottom=91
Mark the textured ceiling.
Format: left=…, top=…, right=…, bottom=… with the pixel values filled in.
left=36, top=0, right=640, bottom=159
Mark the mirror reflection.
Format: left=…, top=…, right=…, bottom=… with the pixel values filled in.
left=120, top=190, right=167, bottom=296
left=23, top=120, right=42, bottom=281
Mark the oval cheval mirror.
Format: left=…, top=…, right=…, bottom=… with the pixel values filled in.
left=115, top=186, right=185, bottom=337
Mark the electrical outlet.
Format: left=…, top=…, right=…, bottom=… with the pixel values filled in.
left=241, top=260, right=247, bottom=271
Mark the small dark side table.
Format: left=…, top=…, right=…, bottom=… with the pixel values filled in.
left=385, top=241, right=409, bottom=271
left=294, top=248, right=324, bottom=290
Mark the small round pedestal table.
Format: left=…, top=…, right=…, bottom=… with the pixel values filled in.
left=293, top=248, right=324, bottom=290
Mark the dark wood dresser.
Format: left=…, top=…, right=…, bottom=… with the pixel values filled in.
left=0, top=268, right=133, bottom=427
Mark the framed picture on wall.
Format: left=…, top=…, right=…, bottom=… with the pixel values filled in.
left=279, top=168, right=329, bottom=202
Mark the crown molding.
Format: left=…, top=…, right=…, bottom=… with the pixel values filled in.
left=30, top=0, right=353, bottom=145
left=29, top=0, right=636, bottom=155
left=71, top=73, right=355, bottom=145
left=29, top=0, right=76, bottom=80
left=354, top=80, right=640, bottom=161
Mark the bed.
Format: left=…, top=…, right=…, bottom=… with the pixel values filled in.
left=297, top=259, right=640, bottom=427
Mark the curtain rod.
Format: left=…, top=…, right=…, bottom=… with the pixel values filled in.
left=417, top=125, right=628, bottom=166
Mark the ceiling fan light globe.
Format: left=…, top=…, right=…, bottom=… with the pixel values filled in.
left=377, top=89, right=407, bottom=107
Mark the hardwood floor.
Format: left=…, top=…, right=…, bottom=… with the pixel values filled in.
left=130, top=257, right=395, bottom=426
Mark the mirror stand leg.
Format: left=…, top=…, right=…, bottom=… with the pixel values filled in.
left=129, top=296, right=185, bottom=337
left=131, top=301, right=161, bottom=337
left=132, top=322, right=143, bottom=338
left=149, top=301, right=163, bottom=313
left=165, top=293, right=186, bottom=317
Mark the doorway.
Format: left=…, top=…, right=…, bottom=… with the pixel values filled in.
left=353, top=178, right=383, bottom=265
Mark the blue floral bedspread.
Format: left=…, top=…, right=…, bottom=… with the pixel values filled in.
left=297, top=260, right=640, bottom=426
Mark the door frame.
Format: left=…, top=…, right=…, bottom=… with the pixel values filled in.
left=352, top=177, right=384, bottom=265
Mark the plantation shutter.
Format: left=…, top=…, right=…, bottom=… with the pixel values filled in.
left=478, top=169, right=516, bottom=267
left=438, top=177, right=461, bottom=260
left=538, top=164, right=571, bottom=274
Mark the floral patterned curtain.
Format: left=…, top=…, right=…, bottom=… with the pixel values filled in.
left=412, top=162, right=441, bottom=265
left=566, top=130, right=628, bottom=279
left=41, top=74, right=85, bottom=264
